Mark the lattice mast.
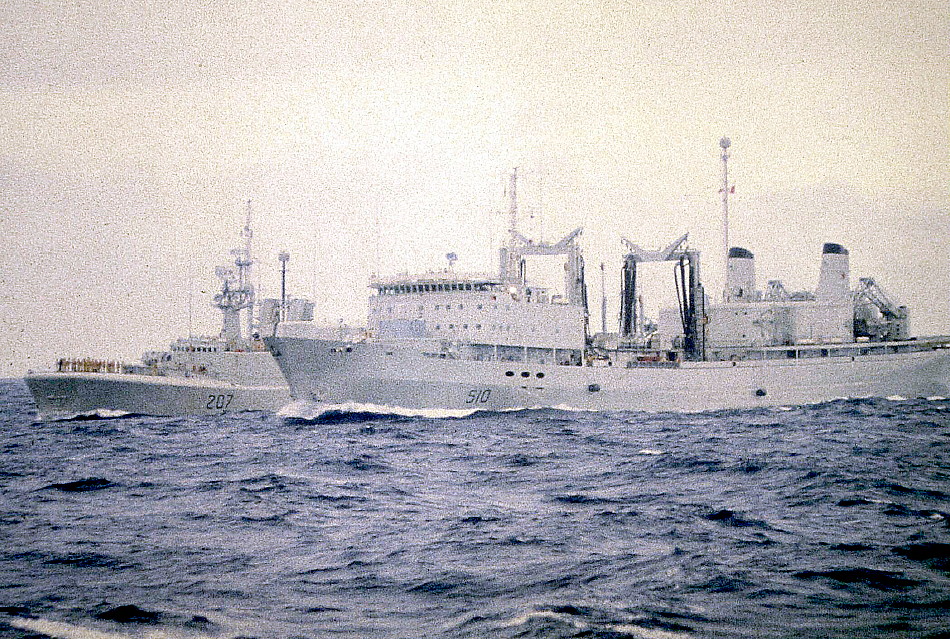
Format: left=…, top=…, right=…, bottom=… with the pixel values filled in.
left=720, top=137, right=732, bottom=300
left=214, top=201, right=256, bottom=343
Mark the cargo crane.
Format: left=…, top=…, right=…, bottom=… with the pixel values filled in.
left=853, top=277, right=909, bottom=341
left=619, top=233, right=705, bottom=361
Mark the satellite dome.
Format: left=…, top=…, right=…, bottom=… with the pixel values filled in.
left=720, top=137, right=731, bottom=149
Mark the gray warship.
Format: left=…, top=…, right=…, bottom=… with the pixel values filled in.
left=26, top=210, right=312, bottom=419
left=266, top=142, right=949, bottom=413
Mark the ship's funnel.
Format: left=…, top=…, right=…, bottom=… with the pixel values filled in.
left=725, top=246, right=755, bottom=302
left=817, top=242, right=850, bottom=301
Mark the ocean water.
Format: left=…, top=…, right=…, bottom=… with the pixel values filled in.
left=1, top=378, right=948, bottom=639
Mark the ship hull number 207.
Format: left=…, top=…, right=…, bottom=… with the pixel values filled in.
left=206, top=394, right=235, bottom=410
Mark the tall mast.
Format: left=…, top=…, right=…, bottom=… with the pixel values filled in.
left=507, top=167, right=518, bottom=244
left=600, top=262, right=607, bottom=334
left=214, top=201, right=257, bottom=343
left=719, top=137, right=731, bottom=300
left=242, top=200, right=255, bottom=339
left=188, top=271, right=194, bottom=338
left=498, top=168, right=520, bottom=285
left=279, top=251, right=290, bottom=320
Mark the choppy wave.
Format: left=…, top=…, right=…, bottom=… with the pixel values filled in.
left=277, top=399, right=478, bottom=422
left=276, top=395, right=950, bottom=425
left=3, top=380, right=950, bottom=639
left=275, top=399, right=619, bottom=424
left=2, top=611, right=221, bottom=639
left=37, top=408, right=135, bottom=423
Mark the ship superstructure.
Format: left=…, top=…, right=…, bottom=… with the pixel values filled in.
left=266, top=147, right=949, bottom=412
left=359, top=171, right=586, bottom=370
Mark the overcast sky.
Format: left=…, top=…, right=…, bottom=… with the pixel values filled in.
left=1, top=0, right=947, bottom=375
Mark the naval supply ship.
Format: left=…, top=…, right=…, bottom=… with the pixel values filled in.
left=266, top=144, right=950, bottom=413
left=26, top=212, right=313, bottom=419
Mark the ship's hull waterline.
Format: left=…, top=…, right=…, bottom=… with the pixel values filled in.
left=269, top=337, right=950, bottom=413
left=26, top=372, right=290, bottom=419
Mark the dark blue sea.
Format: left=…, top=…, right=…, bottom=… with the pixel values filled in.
left=1, top=378, right=949, bottom=639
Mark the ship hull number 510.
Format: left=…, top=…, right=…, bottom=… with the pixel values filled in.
left=465, top=389, right=491, bottom=404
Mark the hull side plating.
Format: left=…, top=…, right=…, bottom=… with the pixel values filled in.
left=26, top=372, right=290, bottom=419
left=270, top=337, right=950, bottom=412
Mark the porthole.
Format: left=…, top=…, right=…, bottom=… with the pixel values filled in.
left=536, top=372, right=545, bottom=379
left=521, top=371, right=530, bottom=377
left=505, top=371, right=514, bottom=377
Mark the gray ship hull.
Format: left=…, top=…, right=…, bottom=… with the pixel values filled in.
left=26, top=372, right=290, bottom=419
left=269, top=337, right=950, bottom=412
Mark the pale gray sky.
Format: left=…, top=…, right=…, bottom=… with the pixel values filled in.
left=1, top=0, right=947, bottom=375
